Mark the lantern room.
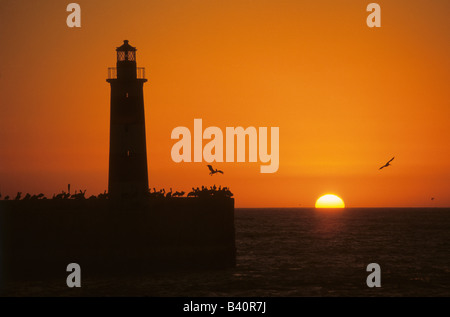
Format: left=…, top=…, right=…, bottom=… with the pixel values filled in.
left=116, top=40, right=136, bottom=62
left=108, top=40, right=146, bottom=80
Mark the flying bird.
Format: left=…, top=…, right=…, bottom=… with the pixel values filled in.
left=207, top=165, right=224, bottom=176
left=379, top=157, right=395, bottom=170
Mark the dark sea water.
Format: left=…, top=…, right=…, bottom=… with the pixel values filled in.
left=3, top=208, right=450, bottom=296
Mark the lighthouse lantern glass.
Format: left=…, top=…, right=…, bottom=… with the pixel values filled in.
left=117, top=51, right=126, bottom=61
left=127, top=51, right=136, bottom=61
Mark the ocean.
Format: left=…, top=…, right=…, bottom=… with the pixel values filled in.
left=3, top=208, right=450, bottom=296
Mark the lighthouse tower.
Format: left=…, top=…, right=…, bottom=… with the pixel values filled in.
left=107, top=40, right=149, bottom=199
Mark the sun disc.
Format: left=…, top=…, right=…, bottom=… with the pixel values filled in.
left=315, top=194, right=345, bottom=208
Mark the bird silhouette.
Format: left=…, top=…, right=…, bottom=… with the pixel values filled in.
left=207, top=164, right=224, bottom=176
left=431, top=197, right=435, bottom=201
left=173, top=191, right=185, bottom=197
left=379, top=157, right=395, bottom=170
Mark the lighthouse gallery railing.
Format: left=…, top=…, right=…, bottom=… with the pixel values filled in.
left=108, top=67, right=146, bottom=79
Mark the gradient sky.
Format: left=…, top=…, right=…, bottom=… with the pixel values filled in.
left=0, top=0, right=449, bottom=207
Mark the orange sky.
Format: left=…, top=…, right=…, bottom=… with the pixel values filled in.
left=0, top=0, right=449, bottom=207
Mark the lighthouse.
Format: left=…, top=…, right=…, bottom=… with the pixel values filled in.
left=107, top=40, right=149, bottom=199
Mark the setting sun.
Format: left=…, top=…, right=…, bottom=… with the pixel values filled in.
left=315, top=194, right=345, bottom=208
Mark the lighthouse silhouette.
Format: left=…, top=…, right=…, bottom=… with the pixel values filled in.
left=107, top=40, right=149, bottom=199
